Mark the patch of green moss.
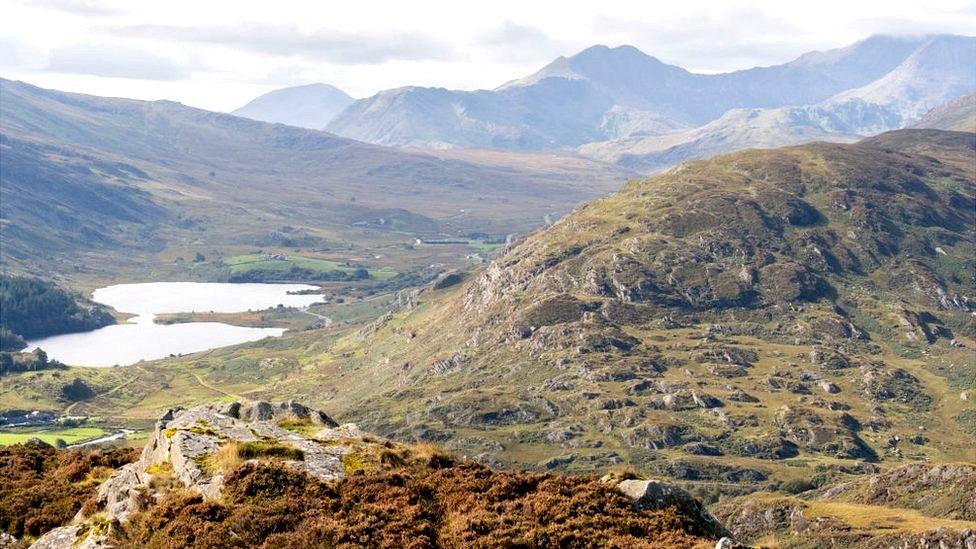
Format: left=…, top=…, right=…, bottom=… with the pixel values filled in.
left=237, top=441, right=304, bottom=461
left=145, top=462, right=172, bottom=476
left=277, top=417, right=320, bottom=438
left=188, top=420, right=219, bottom=437
left=75, top=516, right=110, bottom=542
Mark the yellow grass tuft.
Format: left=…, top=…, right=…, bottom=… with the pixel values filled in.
left=208, top=442, right=243, bottom=474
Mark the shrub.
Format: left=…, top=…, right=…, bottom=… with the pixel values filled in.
left=0, top=444, right=137, bottom=540
left=779, top=478, right=815, bottom=494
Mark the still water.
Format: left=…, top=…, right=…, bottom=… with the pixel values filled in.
left=26, top=282, right=322, bottom=367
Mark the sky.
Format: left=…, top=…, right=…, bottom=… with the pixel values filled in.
left=1, top=0, right=974, bottom=112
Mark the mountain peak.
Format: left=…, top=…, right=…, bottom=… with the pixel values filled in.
left=498, top=43, right=677, bottom=92
left=232, top=83, right=354, bottom=130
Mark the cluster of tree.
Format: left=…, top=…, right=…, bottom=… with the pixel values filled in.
left=0, top=348, right=64, bottom=376
left=228, top=266, right=369, bottom=283
left=0, top=275, right=114, bottom=351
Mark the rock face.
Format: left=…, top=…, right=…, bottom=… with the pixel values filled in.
left=31, top=401, right=362, bottom=549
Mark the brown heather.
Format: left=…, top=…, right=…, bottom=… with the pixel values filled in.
left=0, top=443, right=138, bottom=544
left=116, top=460, right=713, bottom=548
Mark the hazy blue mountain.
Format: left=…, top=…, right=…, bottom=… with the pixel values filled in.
left=828, top=35, right=976, bottom=123
left=232, top=83, right=354, bottom=129
left=579, top=35, right=976, bottom=172
left=326, top=35, right=932, bottom=149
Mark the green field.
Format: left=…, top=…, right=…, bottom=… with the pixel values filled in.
left=226, top=254, right=398, bottom=280
left=0, top=426, right=107, bottom=446
left=466, top=240, right=507, bottom=253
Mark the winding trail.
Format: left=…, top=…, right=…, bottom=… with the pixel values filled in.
left=300, top=306, right=332, bottom=325
left=192, top=373, right=240, bottom=400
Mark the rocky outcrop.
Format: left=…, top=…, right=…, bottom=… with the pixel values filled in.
left=612, top=478, right=731, bottom=540
left=819, top=463, right=976, bottom=520
left=31, top=400, right=361, bottom=549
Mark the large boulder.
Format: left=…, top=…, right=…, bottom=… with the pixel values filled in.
left=615, top=479, right=732, bottom=540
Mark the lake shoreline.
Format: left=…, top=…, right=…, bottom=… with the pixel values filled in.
left=26, top=282, right=323, bottom=368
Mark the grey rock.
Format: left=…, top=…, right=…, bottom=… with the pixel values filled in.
left=474, top=453, right=505, bottom=469
left=617, top=479, right=725, bottom=533
left=818, top=381, right=841, bottom=394
left=540, top=454, right=577, bottom=469
left=220, top=401, right=241, bottom=418
left=728, top=389, right=760, bottom=403
left=63, top=398, right=362, bottom=546
left=239, top=401, right=275, bottom=421
left=692, top=391, right=723, bottom=409
left=29, top=525, right=108, bottom=549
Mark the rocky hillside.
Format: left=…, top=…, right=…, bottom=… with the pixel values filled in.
left=23, top=401, right=728, bottom=549
left=715, top=463, right=976, bottom=547
left=281, top=130, right=974, bottom=490
left=915, top=92, right=976, bottom=132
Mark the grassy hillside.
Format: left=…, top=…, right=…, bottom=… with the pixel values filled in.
left=0, top=79, right=630, bottom=285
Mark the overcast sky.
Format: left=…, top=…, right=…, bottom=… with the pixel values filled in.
left=1, top=0, right=974, bottom=112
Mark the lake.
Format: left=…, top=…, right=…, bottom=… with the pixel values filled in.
left=25, top=282, right=323, bottom=367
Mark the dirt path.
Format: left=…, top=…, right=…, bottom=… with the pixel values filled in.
left=192, top=373, right=240, bottom=400
left=301, top=306, right=332, bottom=325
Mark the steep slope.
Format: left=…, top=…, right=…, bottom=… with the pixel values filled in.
left=914, top=92, right=976, bottom=132
left=273, top=130, right=975, bottom=487
left=581, top=35, right=976, bottom=172
left=830, top=35, right=976, bottom=123
left=231, top=83, right=354, bottom=129
left=0, top=79, right=630, bottom=277
left=327, top=35, right=933, bottom=149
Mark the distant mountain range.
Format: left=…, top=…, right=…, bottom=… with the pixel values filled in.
left=232, top=83, right=354, bottom=129
left=582, top=35, right=975, bottom=171
left=226, top=34, right=973, bottom=172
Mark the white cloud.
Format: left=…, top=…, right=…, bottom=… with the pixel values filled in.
left=0, top=0, right=972, bottom=111
left=105, top=23, right=458, bottom=64
left=21, top=0, right=124, bottom=17
left=46, top=43, right=190, bottom=80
